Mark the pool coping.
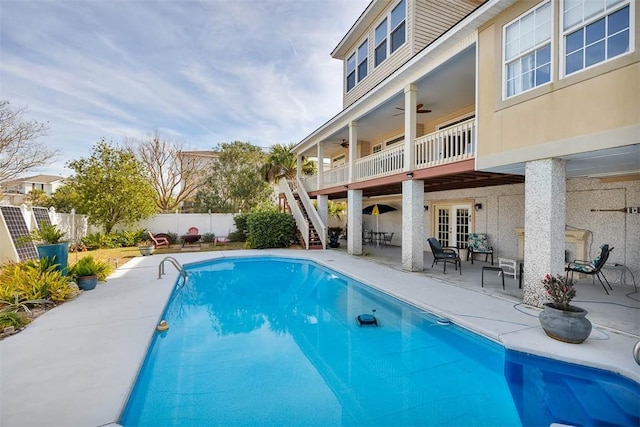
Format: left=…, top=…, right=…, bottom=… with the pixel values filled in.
left=1, top=249, right=638, bottom=427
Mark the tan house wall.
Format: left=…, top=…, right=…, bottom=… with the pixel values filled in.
left=476, top=0, right=640, bottom=170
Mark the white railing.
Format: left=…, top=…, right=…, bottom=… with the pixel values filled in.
left=354, top=145, right=404, bottom=181
left=414, top=118, right=475, bottom=169
left=299, top=175, right=317, bottom=192
left=296, top=177, right=326, bottom=249
left=279, top=179, right=309, bottom=249
left=323, top=164, right=348, bottom=187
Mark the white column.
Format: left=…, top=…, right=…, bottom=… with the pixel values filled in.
left=348, top=122, right=358, bottom=182
left=296, top=155, right=302, bottom=177
left=523, top=158, right=566, bottom=307
left=404, top=84, right=417, bottom=172
left=317, top=144, right=324, bottom=190
left=402, top=179, right=424, bottom=271
left=317, top=194, right=328, bottom=227
left=347, top=189, right=363, bottom=255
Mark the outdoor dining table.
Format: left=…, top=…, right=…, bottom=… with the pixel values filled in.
left=181, top=234, right=201, bottom=247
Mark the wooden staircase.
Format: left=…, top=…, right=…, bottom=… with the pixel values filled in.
left=289, top=193, right=323, bottom=250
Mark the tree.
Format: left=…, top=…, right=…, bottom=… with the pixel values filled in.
left=195, top=141, right=272, bottom=213
left=50, top=182, right=84, bottom=214
left=262, top=142, right=316, bottom=183
left=66, top=139, right=157, bottom=233
left=131, top=131, right=204, bottom=212
left=0, top=100, right=59, bottom=185
left=25, top=189, right=51, bottom=207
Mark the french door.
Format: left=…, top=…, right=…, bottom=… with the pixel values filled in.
left=434, top=204, right=471, bottom=249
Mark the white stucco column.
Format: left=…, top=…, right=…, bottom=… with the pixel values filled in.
left=348, top=121, right=358, bottom=182
left=296, top=155, right=302, bottom=177
left=316, top=194, right=328, bottom=227
left=402, top=179, right=424, bottom=271
left=317, top=144, right=324, bottom=190
left=347, top=189, right=363, bottom=255
left=523, top=158, right=566, bottom=307
left=404, top=84, right=417, bottom=172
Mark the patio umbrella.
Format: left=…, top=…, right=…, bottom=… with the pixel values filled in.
left=362, top=204, right=397, bottom=232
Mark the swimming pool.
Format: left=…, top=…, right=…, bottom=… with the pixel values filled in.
left=120, top=256, right=639, bottom=426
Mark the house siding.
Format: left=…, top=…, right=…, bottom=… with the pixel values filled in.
left=476, top=0, right=640, bottom=169
left=413, top=0, right=477, bottom=52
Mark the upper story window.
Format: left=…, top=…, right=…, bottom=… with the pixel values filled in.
left=562, top=0, right=631, bottom=76
left=503, top=1, right=552, bottom=98
left=347, top=39, right=369, bottom=92
left=375, top=19, right=387, bottom=66
left=357, top=40, right=368, bottom=82
left=374, top=0, right=406, bottom=68
left=390, top=0, right=406, bottom=53
left=346, top=53, right=356, bottom=92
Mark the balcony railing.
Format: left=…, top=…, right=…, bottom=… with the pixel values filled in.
left=300, top=118, right=476, bottom=193
left=355, top=145, right=404, bottom=181
left=415, top=118, right=475, bottom=168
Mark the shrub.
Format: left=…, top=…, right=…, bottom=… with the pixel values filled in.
left=0, top=259, right=76, bottom=313
left=30, top=222, right=67, bottom=244
left=69, top=256, right=113, bottom=281
left=165, top=232, right=179, bottom=244
left=0, top=311, right=28, bottom=330
left=233, top=213, right=250, bottom=241
left=245, top=210, right=295, bottom=249
left=201, top=233, right=216, bottom=243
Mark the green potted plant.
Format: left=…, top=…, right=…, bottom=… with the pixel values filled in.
left=29, top=222, right=69, bottom=276
left=538, top=274, right=592, bottom=344
left=69, top=256, right=112, bottom=291
left=138, top=240, right=155, bottom=256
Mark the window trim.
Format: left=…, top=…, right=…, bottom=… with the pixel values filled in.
left=372, top=143, right=382, bottom=154
left=560, top=0, right=633, bottom=78
left=357, top=39, right=368, bottom=83
left=502, top=0, right=553, bottom=100
left=346, top=53, right=356, bottom=92
left=373, top=0, right=406, bottom=69
left=346, top=38, right=368, bottom=92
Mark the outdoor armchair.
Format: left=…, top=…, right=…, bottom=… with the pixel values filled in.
left=147, top=230, right=170, bottom=249
left=427, top=237, right=462, bottom=274
left=565, top=244, right=613, bottom=294
left=467, top=233, right=494, bottom=265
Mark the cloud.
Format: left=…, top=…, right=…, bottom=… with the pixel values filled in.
left=1, top=0, right=368, bottom=176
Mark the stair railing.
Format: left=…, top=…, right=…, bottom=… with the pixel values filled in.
left=279, top=178, right=309, bottom=249
left=296, top=177, right=326, bottom=249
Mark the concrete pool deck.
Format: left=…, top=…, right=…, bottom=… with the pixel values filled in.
left=1, top=249, right=638, bottom=426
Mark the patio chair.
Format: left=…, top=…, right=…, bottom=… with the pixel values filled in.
left=467, top=233, right=494, bottom=265
left=182, top=227, right=201, bottom=247
left=565, top=244, right=614, bottom=295
left=427, top=237, right=462, bottom=274
left=148, top=230, right=170, bottom=249
left=382, top=232, right=394, bottom=247
left=362, top=229, right=373, bottom=246
left=214, top=230, right=231, bottom=246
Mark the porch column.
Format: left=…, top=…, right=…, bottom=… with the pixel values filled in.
left=316, top=194, right=328, bottom=227
left=317, top=144, right=324, bottom=190
left=347, top=189, right=363, bottom=255
left=348, top=121, right=357, bottom=183
left=296, top=155, right=302, bottom=177
left=523, top=158, right=566, bottom=307
left=402, top=179, right=424, bottom=271
left=404, top=84, right=417, bottom=172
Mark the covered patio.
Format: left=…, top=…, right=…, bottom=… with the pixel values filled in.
left=330, top=241, right=639, bottom=337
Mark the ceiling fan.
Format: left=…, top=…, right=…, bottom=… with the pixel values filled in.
left=393, top=103, right=432, bottom=116
left=338, top=139, right=349, bottom=148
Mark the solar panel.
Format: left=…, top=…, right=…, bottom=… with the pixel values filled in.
left=32, top=207, right=52, bottom=228
left=0, top=206, right=38, bottom=261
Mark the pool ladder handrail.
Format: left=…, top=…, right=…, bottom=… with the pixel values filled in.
left=634, top=341, right=640, bottom=366
left=158, top=256, right=188, bottom=286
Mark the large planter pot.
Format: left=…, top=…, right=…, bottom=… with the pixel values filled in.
left=139, top=246, right=154, bottom=256
left=36, top=242, right=69, bottom=276
left=76, top=275, right=98, bottom=291
left=539, top=303, right=592, bottom=344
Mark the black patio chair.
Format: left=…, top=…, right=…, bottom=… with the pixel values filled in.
left=427, top=237, right=461, bottom=274
left=565, top=244, right=613, bottom=294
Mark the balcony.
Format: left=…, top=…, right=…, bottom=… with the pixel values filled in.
left=302, top=118, right=476, bottom=192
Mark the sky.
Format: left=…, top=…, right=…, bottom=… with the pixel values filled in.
left=0, top=0, right=369, bottom=177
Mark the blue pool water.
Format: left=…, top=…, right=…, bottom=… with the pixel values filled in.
left=120, top=256, right=639, bottom=426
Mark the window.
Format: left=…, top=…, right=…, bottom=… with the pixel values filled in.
left=562, top=0, right=630, bottom=76
left=346, top=53, right=356, bottom=92
left=333, top=154, right=346, bottom=167
left=372, top=144, right=382, bottom=154
left=357, top=40, right=368, bottom=82
left=390, top=0, right=406, bottom=54
left=504, top=1, right=552, bottom=98
left=374, top=0, right=406, bottom=68
left=375, top=19, right=387, bottom=66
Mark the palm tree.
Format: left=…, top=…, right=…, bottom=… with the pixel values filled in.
left=262, top=142, right=316, bottom=183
